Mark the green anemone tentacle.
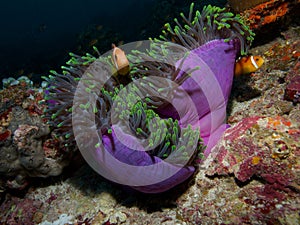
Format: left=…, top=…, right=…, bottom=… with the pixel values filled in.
left=160, top=3, right=254, bottom=55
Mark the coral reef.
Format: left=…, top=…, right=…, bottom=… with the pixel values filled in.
left=0, top=3, right=299, bottom=225
left=0, top=195, right=43, bottom=225
left=205, top=115, right=300, bottom=223
left=240, top=0, right=300, bottom=30
left=206, top=115, right=299, bottom=186
left=285, top=75, right=300, bottom=103
left=0, top=78, right=71, bottom=192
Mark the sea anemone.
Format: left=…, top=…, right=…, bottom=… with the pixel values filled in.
left=43, top=52, right=108, bottom=149
left=129, top=3, right=254, bottom=156
left=159, top=3, right=254, bottom=54
left=44, top=3, right=254, bottom=193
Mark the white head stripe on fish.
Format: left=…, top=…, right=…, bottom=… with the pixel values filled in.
left=250, top=56, right=259, bottom=69
left=112, top=48, right=119, bottom=69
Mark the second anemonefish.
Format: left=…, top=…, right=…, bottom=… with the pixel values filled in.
left=111, top=44, right=130, bottom=76
left=234, top=55, right=264, bottom=77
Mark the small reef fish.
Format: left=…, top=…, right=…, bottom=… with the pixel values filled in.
left=111, top=44, right=130, bottom=75
left=234, top=55, right=264, bottom=76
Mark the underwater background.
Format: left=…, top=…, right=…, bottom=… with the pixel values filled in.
left=0, top=0, right=227, bottom=82
left=0, top=0, right=300, bottom=224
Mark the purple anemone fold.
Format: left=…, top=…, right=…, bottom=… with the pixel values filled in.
left=173, top=39, right=240, bottom=156
left=96, top=39, right=239, bottom=193
left=100, top=130, right=196, bottom=193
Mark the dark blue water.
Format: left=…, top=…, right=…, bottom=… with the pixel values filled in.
left=0, top=0, right=226, bottom=82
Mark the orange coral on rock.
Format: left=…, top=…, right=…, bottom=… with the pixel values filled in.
left=240, top=0, right=300, bottom=30
left=228, top=0, right=270, bottom=12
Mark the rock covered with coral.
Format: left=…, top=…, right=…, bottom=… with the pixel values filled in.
left=206, top=115, right=300, bottom=186
left=231, top=0, right=300, bottom=30
left=0, top=77, right=71, bottom=192
left=197, top=115, right=300, bottom=223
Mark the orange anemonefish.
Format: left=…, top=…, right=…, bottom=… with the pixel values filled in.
left=111, top=44, right=130, bottom=75
left=234, top=55, right=264, bottom=77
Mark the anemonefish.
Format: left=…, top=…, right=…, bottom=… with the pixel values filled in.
left=234, top=55, right=264, bottom=77
left=111, top=44, right=130, bottom=75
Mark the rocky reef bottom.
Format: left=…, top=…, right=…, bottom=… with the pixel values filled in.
left=0, top=25, right=299, bottom=225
